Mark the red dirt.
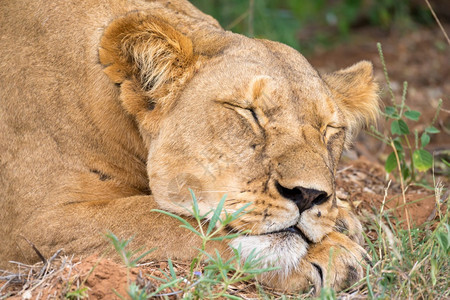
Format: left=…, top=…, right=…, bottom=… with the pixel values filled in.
left=67, top=255, right=130, bottom=299
left=5, top=255, right=130, bottom=300
left=336, top=158, right=439, bottom=228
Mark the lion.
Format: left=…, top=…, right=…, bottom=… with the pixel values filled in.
left=0, top=0, right=378, bottom=293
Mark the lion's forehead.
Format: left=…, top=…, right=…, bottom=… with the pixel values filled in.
left=194, top=57, right=335, bottom=114
left=256, top=87, right=342, bottom=131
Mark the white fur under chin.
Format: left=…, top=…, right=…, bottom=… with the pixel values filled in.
left=230, top=233, right=309, bottom=281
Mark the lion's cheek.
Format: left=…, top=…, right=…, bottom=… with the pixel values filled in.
left=298, top=204, right=338, bottom=243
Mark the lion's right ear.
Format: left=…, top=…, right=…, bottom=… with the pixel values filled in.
left=322, top=61, right=379, bottom=145
left=99, top=12, right=196, bottom=127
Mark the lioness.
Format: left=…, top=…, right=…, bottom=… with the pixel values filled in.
left=0, top=0, right=378, bottom=293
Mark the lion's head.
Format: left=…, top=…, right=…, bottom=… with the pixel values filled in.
left=100, top=12, right=378, bottom=288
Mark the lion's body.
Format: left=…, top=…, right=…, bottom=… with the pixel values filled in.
left=0, top=0, right=378, bottom=292
left=0, top=0, right=215, bottom=267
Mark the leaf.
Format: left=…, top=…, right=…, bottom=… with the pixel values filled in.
left=425, top=126, right=440, bottom=134
left=393, top=139, right=404, bottom=152
left=431, top=258, right=437, bottom=286
left=207, top=193, right=227, bottom=235
left=435, top=226, right=449, bottom=252
left=385, top=106, right=396, bottom=116
left=179, top=225, right=201, bottom=236
left=230, top=202, right=252, bottom=219
left=404, top=110, right=421, bottom=121
left=168, top=259, right=176, bottom=279
left=413, top=149, right=433, bottom=172
left=398, top=119, right=410, bottom=134
left=385, top=152, right=398, bottom=173
left=223, top=294, right=242, bottom=300
left=401, top=165, right=410, bottom=181
left=149, top=278, right=183, bottom=296
left=189, top=189, right=201, bottom=219
left=390, top=121, right=401, bottom=135
left=130, top=249, right=155, bottom=267
left=443, top=158, right=450, bottom=168
left=190, top=257, right=199, bottom=274
left=151, top=209, right=200, bottom=235
left=210, top=232, right=246, bottom=241
left=391, top=119, right=409, bottom=135
left=66, top=287, right=88, bottom=298
left=421, top=133, right=430, bottom=148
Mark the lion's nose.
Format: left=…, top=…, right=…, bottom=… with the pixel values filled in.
left=275, top=181, right=329, bottom=213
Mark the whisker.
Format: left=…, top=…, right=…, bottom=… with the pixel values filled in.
left=199, top=190, right=240, bottom=193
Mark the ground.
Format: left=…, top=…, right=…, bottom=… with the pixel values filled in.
left=1, top=24, right=448, bottom=299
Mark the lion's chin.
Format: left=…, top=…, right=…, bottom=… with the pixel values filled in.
left=230, top=230, right=309, bottom=280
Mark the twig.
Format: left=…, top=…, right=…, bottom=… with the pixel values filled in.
left=378, top=180, right=391, bottom=264
left=0, top=277, right=15, bottom=293
left=390, top=140, right=413, bottom=251
left=424, top=0, right=450, bottom=45
left=7, top=261, right=36, bottom=268
left=377, top=43, right=396, bottom=105
left=38, top=249, right=63, bottom=277
left=226, top=11, right=249, bottom=30
left=19, top=235, right=46, bottom=265
left=337, top=165, right=353, bottom=173
left=248, top=0, right=254, bottom=37
left=431, top=99, right=443, bottom=125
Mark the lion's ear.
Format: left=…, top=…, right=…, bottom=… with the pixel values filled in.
left=99, top=12, right=196, bottom=125
left=323, top=61, right=379, bottom=139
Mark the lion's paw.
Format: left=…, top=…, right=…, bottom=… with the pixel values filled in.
left=304, top=232, right=370, bottom=291
left=260, top=232, right=370, bottom=294
left=334, top=201, right=364, bottom=245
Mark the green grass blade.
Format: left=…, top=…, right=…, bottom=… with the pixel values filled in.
left=210, top=233, right=246, bottom=241
left=207, top=193, right=227, bottom=235
left=189, top=188, right=201, bottom=218
left=168, top=259, right=176, bottom=279
left=151, top=209, right=194, bottom=229
left=231, top=202, right=252, bottom=219
left=131, top=249, right=155, bottom=266
left=223, top=294, right=242, bottom=299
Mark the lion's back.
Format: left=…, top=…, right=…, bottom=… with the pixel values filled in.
left=0, top=0, right=146, bottom=267
left=0, top=0, right=223, bottom=269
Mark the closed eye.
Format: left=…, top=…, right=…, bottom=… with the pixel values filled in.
left=248, top=108, right=260, bottom=125
left=323, top=125, right=345, bottom=143
left=223, top=103, right=263, bottom=133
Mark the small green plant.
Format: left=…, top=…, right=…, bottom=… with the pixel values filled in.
left=124, top=282, right=151, bottom=300
left=150, top=190, right=278, bottom=298
left=104, top=232, right=155, bottom=299
left=105, top=232, right=154, bottom=269
left=318, top=287, right=336, bottom=300
left=63, top=254, right=106, bottom=299
left=369, top=42, right=442, bottom=186
left=105, top=191, right=276, bottom=299
left=65, top=287, right=89, bottom=300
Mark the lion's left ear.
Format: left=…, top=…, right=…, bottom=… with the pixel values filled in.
left=99, top=12, right=197, bottom=132
left=323, top=61, right=379, bottom=140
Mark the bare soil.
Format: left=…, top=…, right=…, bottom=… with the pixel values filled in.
left=1, top=24, right=449, bottom=299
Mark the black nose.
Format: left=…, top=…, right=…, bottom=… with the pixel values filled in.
left=275, top=181, right=329, bottom=213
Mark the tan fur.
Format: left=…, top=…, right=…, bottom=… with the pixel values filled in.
left=0, top=0, right=378, bottom=293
